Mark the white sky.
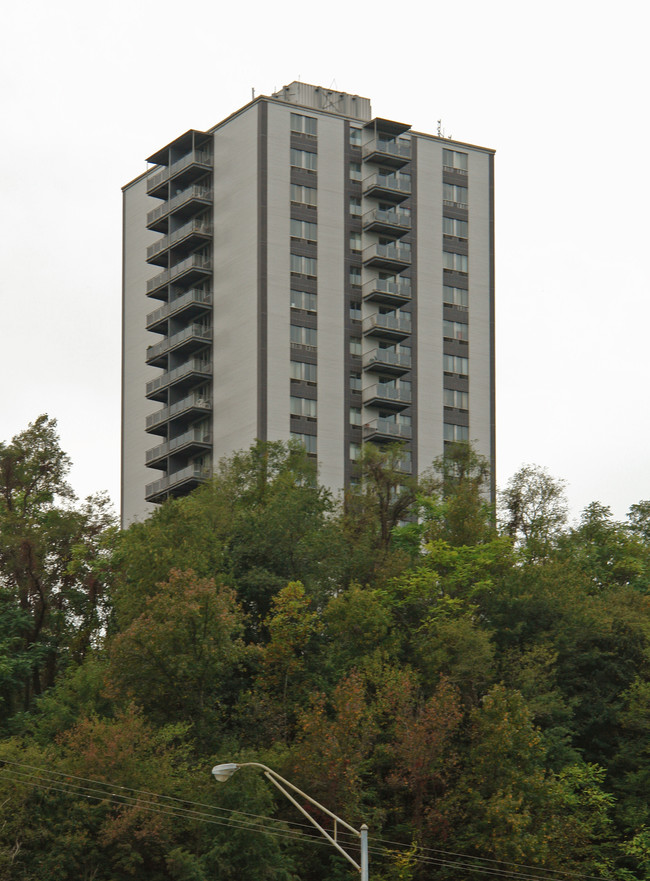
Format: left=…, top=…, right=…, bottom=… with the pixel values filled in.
left=1, top=0, right=648, bottom=523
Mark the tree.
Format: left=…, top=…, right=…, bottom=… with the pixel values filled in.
left=0, top=416, right=114, bottom=718
left=499, top=464, right=568, bottom=557
left=114, top=441, right=334, bottom=628
left=107, top=569, right=251, bottom=746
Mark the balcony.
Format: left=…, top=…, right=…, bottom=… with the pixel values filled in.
left=146, top=359, right=212, bottom=401
left=362, top=312, right=412, bottom=341
left=146, top=219, right=213, bottom=266
left=363, top=347, right=411, bottom=375
left=147, top=149, right=213, bottom=199
left=363, top=383, right=412, bottom=409
left=145, top=427, right=212, bottom=468
left=146, top=185, right=213, bottom=233
left=145, top=323, right=212, bottom=367
left=362, top=137, right=411, bottom=168
left=145, top=462, right=211, bottom=503
left=362, top=242, right=411, bottom=272
left=363, top=207, right=411, bottom=237
left=363, top=418, right=412, bottom=442
left=146, top=289, right=212, bottom=333
left=362, top=276, right=411, bottom=306
left=363, top=172, right=411, bottom=202
left=146, top=254, right=212, bottom=297
left=145, top=392, right=212, bottom=434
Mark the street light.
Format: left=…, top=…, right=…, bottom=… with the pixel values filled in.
left=212, top=761, right=368, bottom=881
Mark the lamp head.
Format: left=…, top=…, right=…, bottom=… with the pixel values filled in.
left=211, top=762, right=240, bottom=783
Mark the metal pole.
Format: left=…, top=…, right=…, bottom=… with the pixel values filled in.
left=360, top=823, right=368, bottom=881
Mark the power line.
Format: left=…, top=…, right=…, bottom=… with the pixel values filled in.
left=0, top=759, right=618, bottom=881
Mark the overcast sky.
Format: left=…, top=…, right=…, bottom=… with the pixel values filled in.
left=1, top=0, right=647, bottom=523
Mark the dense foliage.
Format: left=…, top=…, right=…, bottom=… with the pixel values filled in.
left=2, top=418, right=650, bottom=880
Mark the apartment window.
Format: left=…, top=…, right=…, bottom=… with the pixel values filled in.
left=444, top=354, right=469, bottom=375
left=350, top=231, right=362, bottom=253
left=350, top=407, right=362, bottom=426
left=291, top=290, right=317, bottom=312
left=443, top=149, right=468, bottom=172
left=290, top=148, right=317, bottom=171
left=291, top=396, right=317, bottom=418
left=350, top=441, right=361, bottom=460
left=290, top=113, right=317, bottom=136
left=291, top=254, right=317, bottom=277
left=349, top=266, right=362, bottom=286
left=291, top=431, right=317, bottom=454
left=349, top=127, right=362, bottom=147
left=443, top=285, right=469, bottom=309
left=349, top=301, right=362, bottom=320
left=443, top=319, right=468, bottom=341
left=443, top=183, right=468, bottom=208
left=290, top=219, right=318, bottom=242
left=397, top=451, right=412, bottom=471
left=291, top=360, right=317, bottom=383
left=350, top=372, right=362, bottom=391
left=350, top=161, right=362, bottom=181
left=291, top=184, right=317, bottom=206
left=443, top=217, right=469, bottom=239
left=291, top=325, right=317, bottom=348
left=444, top=388, right=469, bottom=410
left=444, top=423, right=469, bottom=442
left=350, top=337, right=362, bottom=356
left=443, top=251, right=468, bottom=274
left=350, top=197, right=362, bottom=216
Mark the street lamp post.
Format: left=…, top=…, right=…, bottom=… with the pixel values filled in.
left=212, top=761, right=369, bottom=881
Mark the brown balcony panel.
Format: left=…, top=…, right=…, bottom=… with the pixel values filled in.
left=146, top=289, right=212, bottom=333
left=362, top=313, right=412, bottom=341
left=145, top=428, right=212, bottom=467
left=145, top=359, right=213, bottom=401
left=362, top=277, right=412, bottom=306
left=145, top=463, right=211, bottom=503
left=363, top=347, right=411, bottom=376
left=145, top=324, right=212, bottom=367
left=363, top=418, right=412, bottom=443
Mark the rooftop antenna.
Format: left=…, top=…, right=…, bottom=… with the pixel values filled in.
left=437, top=119, right=442, bottom=137
left=252, top=87, right=255, bottom=100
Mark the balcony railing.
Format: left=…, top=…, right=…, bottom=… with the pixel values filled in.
left=363, top=418, right=412, bottom=442
left=146, top=289, right=212, bottom=331
left=145, top=392, right=212, bottom=431
left=145, top=462, right=211, bottom=500
left=363, top=383, right=412, bottom=406
left=146, top=359, right=212, bottom=397
left=146, top=185, right=213, bottom=229
left=363, top=347, right=411, bottom=373
left=362, top=137, right=411, bottom=167
left=362, top=207, right=412, bottom=234
left=145, top=427, right=212, bottom=465
left=362, top=312, right=412, bottom=339
left=363, top=172, right=411, bottom=201
left=146, top=219, right=212, bottom=263
left=362, top=277, right=412, bottom=305
left=146, top=254, right=212, bottom=295
left=147, top=149, right=213, bottom=195
left=146, top=323, right=212, bottom=363
left=362, top=242, right=412, bottom=271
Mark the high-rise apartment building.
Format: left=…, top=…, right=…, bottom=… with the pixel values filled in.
left=121, top=82, right=495, bottom=525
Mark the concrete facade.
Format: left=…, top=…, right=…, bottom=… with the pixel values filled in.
left=121, top=83, right=495, bottom=525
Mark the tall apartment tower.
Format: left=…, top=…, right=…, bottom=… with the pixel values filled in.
left=121, top=83, right=495, bottom=525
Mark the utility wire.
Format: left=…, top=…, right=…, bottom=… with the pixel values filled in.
left=0, top=760, right=618, bottom=881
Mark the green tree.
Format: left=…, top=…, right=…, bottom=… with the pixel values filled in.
left=0, top=416, right=114, bottom=718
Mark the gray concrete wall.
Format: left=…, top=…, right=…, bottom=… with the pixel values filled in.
left=210, top=106, right=260, bottom=466
left=314, top=114, right=346, bottom=493
left=467, top=149, right=493, bottom=467
left=414, top=136, right=445, bottom=473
